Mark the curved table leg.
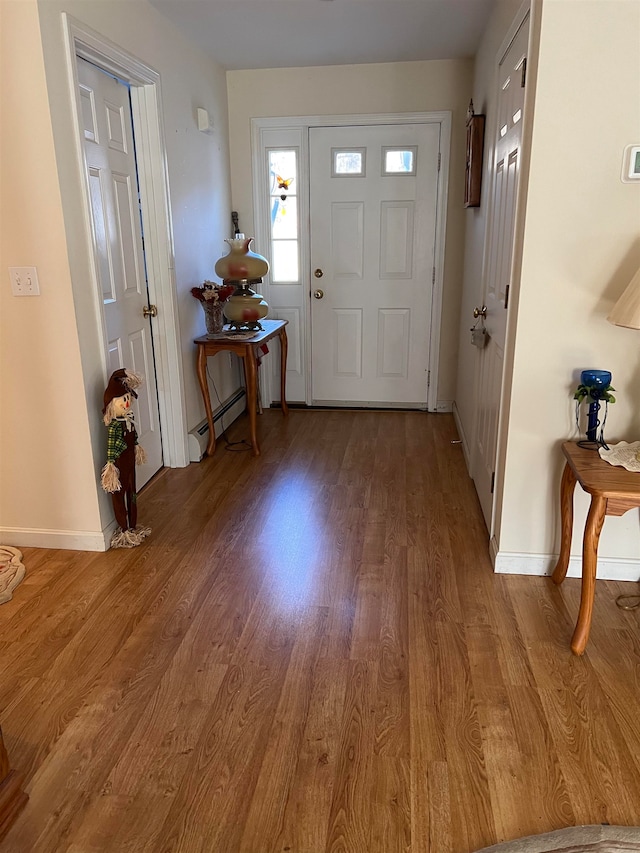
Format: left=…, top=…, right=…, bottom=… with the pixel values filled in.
left=244, top=347, right=259, bottom=456
left=196, top=346, right=216, bottom=457
left=552, top=462, right=577, bottom=585
left=571, top=494, right=606, bottom=655
left=278, top=325, right=289, bottom=416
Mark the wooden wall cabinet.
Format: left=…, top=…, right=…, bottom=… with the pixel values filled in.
left=0, top=725, right=28, bottom=841
left=464, top=100, right=485, bottom=208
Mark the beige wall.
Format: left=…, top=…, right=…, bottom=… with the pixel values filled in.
left=226, top=59, right=473, bottom=403
left=1, top=0, right=234, bottom=547
left=0, top=0, right=100, bottom=539
left=498, top=0, right=640, bottom=569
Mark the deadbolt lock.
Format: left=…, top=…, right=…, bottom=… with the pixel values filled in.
left=314, top=269, right=324, bottom=278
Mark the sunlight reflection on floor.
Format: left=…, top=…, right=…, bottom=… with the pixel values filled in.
left=248, top=471, right=327, bottom=610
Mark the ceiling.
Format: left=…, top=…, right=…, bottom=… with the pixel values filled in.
left=147, top=0, right=496, bottom=71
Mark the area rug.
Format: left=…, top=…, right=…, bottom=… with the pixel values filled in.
left=0, top=546, right=26, bottom=604
left=475, top=826, right=640, bottom=852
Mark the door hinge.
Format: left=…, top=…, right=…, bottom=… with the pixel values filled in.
left=491, top=471, right=495, bottom=494
left=427, top=370, right=431, bottom=388
left=437, top=152, right=441, bottom=171
left=432, top=267, right=436, bottom=286
left=504, top=283, right=510, bottom=310
left=521, top=57, right=527, bottom=88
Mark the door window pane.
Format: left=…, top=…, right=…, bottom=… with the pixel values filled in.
left=271, top=196, right=298, bottom=239
left=272, top=240, right=299, bottom=282
left=382, top=147, right=417, bottom=175
left=267, top=148, right=300, bottom=283
left=332, top=148, right=366, bottom=176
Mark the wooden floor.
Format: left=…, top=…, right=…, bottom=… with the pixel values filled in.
left=1, top=410, right=640, bottom=853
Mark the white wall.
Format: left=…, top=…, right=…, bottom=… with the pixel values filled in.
left=1, top=0, right=235, bottom=549
left=226, top=59, right=473, bottom=404
left=497, top=0, right=640, bottom=575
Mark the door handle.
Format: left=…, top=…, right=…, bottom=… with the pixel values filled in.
left=473, top=305, right=487, bottom=319
left=143, top=304, right=158, bottom=318
left=313, top=289, right=324, bottom=299
left=314, top=269, right=324, bottom=278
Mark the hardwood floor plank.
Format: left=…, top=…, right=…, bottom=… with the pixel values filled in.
left=155, top=607, right=298, bottom=853
left=369, top=756, right=411, bottom=853
left=325, top=660, right=378, bottom=853
left=435, top=621, right=496, bottom=853
left=273, top=657, right=350, bottom=853
left=239, top=605, right=329, bottom=852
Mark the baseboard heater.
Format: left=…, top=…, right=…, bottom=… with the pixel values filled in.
left=188, top=388, right=246, bottom=462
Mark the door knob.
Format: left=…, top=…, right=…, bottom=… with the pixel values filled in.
left=473, top=305, right=487, bottom=319
left=314, top=268, right=324, bottom=278
left=143, top=304, right=158, bottom=318
left=313, top=289, right=324, bottom=299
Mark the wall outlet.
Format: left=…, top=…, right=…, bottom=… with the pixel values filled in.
left=9, top=266, right=40, bottom=296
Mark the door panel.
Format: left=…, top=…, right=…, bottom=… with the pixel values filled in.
left=472, top=14, right=529, bottom=527
left=309, top=124, right=439, bottom=406
left=78, top=57, right=163, bottom=488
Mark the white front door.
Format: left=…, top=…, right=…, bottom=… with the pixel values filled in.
left=472, top=13, right=530, bottom=527
left=78, top=57, right=163, bottom=488
left=309, top=124, right=440, bottom=406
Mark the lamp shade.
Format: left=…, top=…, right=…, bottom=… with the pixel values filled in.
left=608, top=268, right=640, bottom=329
left=214, top=234, right=269, bottom=283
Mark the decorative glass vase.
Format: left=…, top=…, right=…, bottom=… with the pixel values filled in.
left=202, top=300, right=224, bottom=337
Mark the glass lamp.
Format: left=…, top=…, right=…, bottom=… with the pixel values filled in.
left=577, top=369, right=613, bottom=446
left=214, top=234, right=269, bottom=331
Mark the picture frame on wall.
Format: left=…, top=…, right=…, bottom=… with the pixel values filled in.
left=464, top=100, right=485, bottom=207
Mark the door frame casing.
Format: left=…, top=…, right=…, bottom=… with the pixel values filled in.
left=251, top=112, right=451, bottom=411
left=62, top=15, right=189, bottom=498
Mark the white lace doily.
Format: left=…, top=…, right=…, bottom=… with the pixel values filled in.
left=598, top=440, right=640, bottom=472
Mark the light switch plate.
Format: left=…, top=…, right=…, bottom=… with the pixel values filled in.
left=197, top=108, right=214, bottom=133
left=9, top=266, right=40, bottom=296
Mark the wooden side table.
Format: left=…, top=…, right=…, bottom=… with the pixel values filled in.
left=552, top=441, right=640, bottom=655
left=195, top=319, right=289, bottom=457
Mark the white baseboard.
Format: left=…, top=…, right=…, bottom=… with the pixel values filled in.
left=0, top=525, right=113, bottom=552
left=493, top=548, right=640, bottom=582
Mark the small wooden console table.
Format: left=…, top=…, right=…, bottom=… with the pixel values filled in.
left=552, top=441, right=640, bottom=655
left=195, top=319, right=289, bottom=457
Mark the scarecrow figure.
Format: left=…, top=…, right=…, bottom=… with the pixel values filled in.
left=101, top=368, right=151, bottom=549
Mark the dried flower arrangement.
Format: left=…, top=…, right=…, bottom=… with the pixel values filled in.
left=190, top=281, right=235, bottom=304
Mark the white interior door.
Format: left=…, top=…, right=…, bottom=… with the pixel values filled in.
left=309, top=124, right=440, bottom=406
left=472, top=14, right=530, bottom=527
left=78, top=57, right=163, bottom=488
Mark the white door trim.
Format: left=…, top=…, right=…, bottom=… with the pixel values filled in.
left=251, top=112, right=451, bottom=412
left=62, top=14, right=189, bottom=471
